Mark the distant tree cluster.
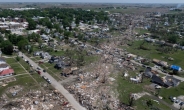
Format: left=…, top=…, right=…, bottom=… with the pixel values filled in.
left=148, top=13, right=184, bottom=45
left=0, top=8, right=109, bottom=30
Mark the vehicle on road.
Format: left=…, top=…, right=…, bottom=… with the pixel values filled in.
left=179, top=102, right=184, bottom=106
left=42, top=76, right=47, bottom=80
left=37, top=71, right=41, bottom=75
left=43, top=69, right=46, bottom=72
left=37, top=67, right=41, bottom=70
left=46, top=78, right=51, bottom=84
left=175, top=99, right=180, bottom=103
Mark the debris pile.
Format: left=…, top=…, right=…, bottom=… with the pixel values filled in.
left=65, top=62, right=128, bottom=110
left=0, top=89, right=75, bottom=110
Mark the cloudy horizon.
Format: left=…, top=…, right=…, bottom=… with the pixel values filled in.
left=0, top=0, right=183, bottom=3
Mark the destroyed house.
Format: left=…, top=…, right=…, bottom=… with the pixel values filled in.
left=164, top=76, right=180, bottom=87
left=144, top=67, right=153, bottom=78
left=62, top=68, right=72, bottom=75
left=54, top=60, right=66, bottom=69
left=49, top=56, right=59, bottom=63
left=151, top=75, right=169, bottom=88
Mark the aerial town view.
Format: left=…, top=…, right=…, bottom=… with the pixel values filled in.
left=0, top=0, right=184, bottom=110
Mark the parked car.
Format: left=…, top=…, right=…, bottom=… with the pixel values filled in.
left=46, top=78, right=51, bottom=84
left=43, top=69, right=46, bottom=72
left=42, top=76, right=47, bottom=80
left=179, top=102, right=184, bottom=106
left=175, top=99, right=180, bottom=103
left=62, top=102, right=69, bottom=106
left=169, top=96, right=174, bottom=102
left=37, top=67, right=41, bottom=70
left=37, top=71, right=41, bottom=75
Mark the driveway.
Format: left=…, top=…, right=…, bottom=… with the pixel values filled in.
left=18, top=52, right=86, bottom=110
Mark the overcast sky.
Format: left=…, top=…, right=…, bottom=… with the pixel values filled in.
left=0, top=0, right=183, bottom=3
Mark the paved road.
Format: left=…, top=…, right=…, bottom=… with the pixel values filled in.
left=18, top=52, right=86, bottom=110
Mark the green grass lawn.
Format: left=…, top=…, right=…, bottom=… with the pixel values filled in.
left=13, top=67, right=25, bottom=73
left=115, top=72, right=151, bottom=105
left=30, top=72, right=45, bottom=83
left=39, top=63, right=61, bottom=81
left=45, top=68, right=61, bottom=81
left=6, top=58, right=17, bottom=64
left=30, top=56, right=42, bottom=62
left=124, top=40, right=184, bottom=69
left=18, top=59, right=30, bottom=71
left=0, top=74, right=38, bottom=97
left=43, top=63, right=53, bottom=67
left=50, top=50, right=65, bottom=56
left=159, top=82, right=184, bottom=104
left=136, top=95, right=171, bottom=110
left=6, top=58, right=26, bottom=74
left=135, top=28, right=149, bottom=35
left=84, top=55, right=99, bottom=65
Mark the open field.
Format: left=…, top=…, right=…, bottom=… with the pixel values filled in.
left=159, top=82, right=184, bottom=104
left=136, top=95, right=171, bottom=110
left=114, top=70, right=151, bottom=105
left=0, top=74, right=38, bottom=97
left=93, top=7, right=170, bottom=14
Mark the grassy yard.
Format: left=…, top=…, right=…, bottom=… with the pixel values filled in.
left=6, top=58, right=17, bottom=64
left=136, top=95, right=171, bottom=110
left=0, top=57, right=47, bottom=98
left=30, top=56, right=42, bottom=62
left=30, top=71, right=45, bottom=83
left=115, top=72, right=151, bottom=105
left=124, top=40, right=184, bottom=69
left=18, top=59, right=31, bottom=71
left=39, top=63, right=62, bottom=81
left=159, top=82, right=184, bottom=104
left=135, top=28, right=149, bottom=35
left=50, top=50, right=65, bottom=56
left=84, top=55, right=99, bottom=65
left=6, top=58, right=27, bottom=74
left=0, top=74, right=38, bottom=97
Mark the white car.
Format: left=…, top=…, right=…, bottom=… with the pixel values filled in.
left=46, top=78, right=51, bottom=84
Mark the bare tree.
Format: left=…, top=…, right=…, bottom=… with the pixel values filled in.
left=129, top=94, right=135, bottom=106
